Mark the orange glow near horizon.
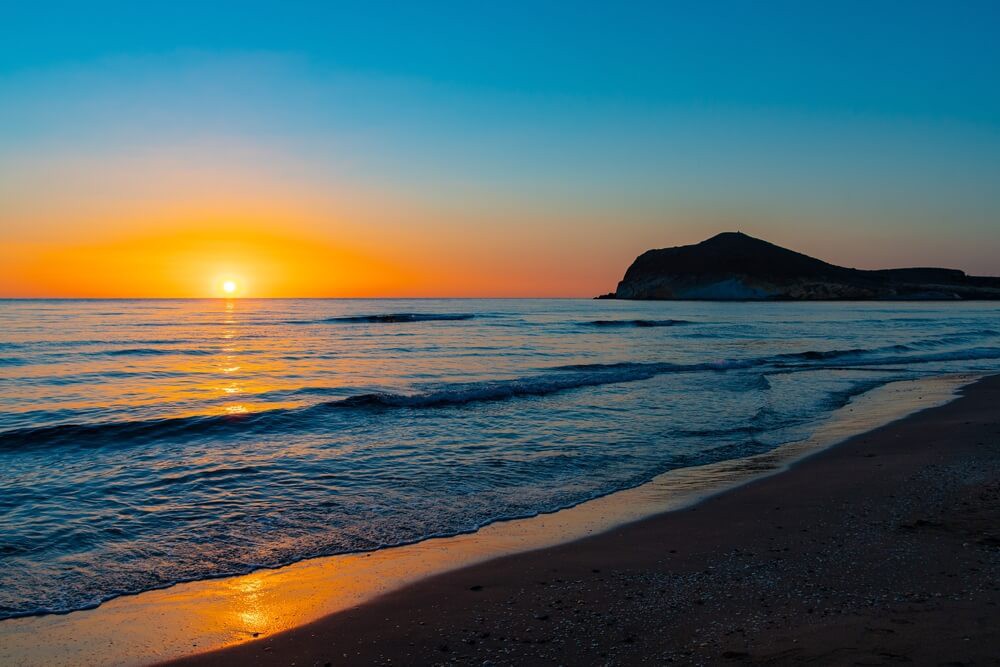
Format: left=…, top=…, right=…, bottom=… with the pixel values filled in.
left=0, top=223, right=432, bottom=298
left=0, top=199, right=642, bottom=298
left=0, top=146, right=639, bottom=298
left=0, top=141, right=659, bottom=297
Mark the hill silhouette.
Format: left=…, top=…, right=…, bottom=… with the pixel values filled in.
left=603, top=232, right=1000, bottom=300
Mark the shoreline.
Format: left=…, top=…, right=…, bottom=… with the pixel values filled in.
left=175, top=373, right=1000, bottom=666
left=0, top=373, right=991, bottom=666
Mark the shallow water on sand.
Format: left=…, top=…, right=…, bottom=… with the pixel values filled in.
left=1, top=298, right=999, bottom=618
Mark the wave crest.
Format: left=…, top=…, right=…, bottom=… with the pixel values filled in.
left=3, top=345, right=997, bottom=453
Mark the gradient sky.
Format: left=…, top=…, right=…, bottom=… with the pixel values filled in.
left=2, top=1, right=999, bottom=297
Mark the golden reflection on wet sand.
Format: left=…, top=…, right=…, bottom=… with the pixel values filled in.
left=0, top=373, right=978, bottom=667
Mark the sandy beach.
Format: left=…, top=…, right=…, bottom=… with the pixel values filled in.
left=166, top=375, right=1000, bottom=665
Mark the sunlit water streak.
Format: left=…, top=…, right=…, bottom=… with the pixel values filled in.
left=0, top=298, right=998, bottom=619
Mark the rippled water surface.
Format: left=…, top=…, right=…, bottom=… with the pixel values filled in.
left=1, top=298, right=999, bottom=618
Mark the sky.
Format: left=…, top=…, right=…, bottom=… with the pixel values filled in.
left=1, top=1, right=999, bottom=297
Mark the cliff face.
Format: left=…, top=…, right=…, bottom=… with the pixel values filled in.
left=609, top=232, right=1000, bottom=300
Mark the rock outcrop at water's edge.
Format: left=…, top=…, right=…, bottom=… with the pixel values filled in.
left=603, top=232, right=1000, bottom=300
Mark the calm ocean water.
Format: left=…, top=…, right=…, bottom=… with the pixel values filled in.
left=1, top=298, right=999, bottom=619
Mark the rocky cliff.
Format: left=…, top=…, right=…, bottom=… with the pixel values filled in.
left=605, top=232, right=1000, bottom=300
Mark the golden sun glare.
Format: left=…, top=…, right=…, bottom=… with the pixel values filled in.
left=222, top=280, right=237, bottom=295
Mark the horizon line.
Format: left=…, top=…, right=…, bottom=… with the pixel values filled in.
left=0, top=295, right=600, bottom=300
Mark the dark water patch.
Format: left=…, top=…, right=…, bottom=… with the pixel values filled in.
left=0, top=346, right=214, bottom=365
left=331, top=372, right=661, bottom=409
left=100, top=465, right=265, bottom=494
left=99, top=347, right=214, bottom=357
left=0, top=338, right=200, bottom=353
left=289, top=313, right=476, bottom=325
left=22, top=369, right=194, bottom=385
left=776, top=341, right=1000, bottom=367
left=551, top=359, right=760, bottom=374
left=0, top=414, right=237, bottom=453
left=250, top=385, right=356, bottom=400
left=582, top=319, right=691, bottom=328
left=906, top=329, right=999, bottom=349
left=822, top=347, right=1000, bottom=368
left=674, top=423, right=760, bottom=439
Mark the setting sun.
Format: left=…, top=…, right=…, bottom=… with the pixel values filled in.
left=222, top=280, right=237, bottom=295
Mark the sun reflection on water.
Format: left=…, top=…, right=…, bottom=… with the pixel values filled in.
left=218, top=300, right=247, bottom=413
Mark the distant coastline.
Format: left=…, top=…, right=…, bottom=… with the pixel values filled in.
left=601, top=232, right=1000, bottom=300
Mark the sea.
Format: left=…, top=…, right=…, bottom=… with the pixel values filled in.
left=1, top=298, right=998, bottom=620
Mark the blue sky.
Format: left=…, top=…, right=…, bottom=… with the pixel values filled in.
left=6, top=1, right=998, bottom=117
left=2, top=1, right=999, bottom=295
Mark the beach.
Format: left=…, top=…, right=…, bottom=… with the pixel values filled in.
left=5, top=7, right=999, bottom=664
left=1, top=300, right=998, bottom=667
left=171, top=374, right=1000, bottom=666
left=6, top=5, right=1000, bottom=664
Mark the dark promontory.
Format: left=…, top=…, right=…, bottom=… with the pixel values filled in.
left=605, top=232, right=1000, bottom=300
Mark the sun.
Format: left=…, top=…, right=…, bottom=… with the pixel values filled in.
left=222, top=280, right=237, bottom=295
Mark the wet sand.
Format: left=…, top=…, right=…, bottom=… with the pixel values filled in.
left=172, top=374, right=1000, bottom=666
